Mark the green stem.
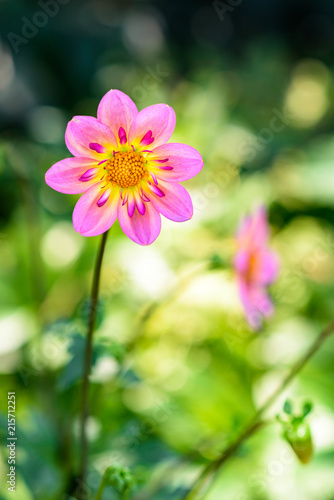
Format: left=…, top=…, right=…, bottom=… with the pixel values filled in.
left=94, top=478, right=129, bottom=500
left=183, top=318, right=334, bottom=500
left=94, top=477, right=107, bottom=500
left=77, top=230, right=109, bottom=499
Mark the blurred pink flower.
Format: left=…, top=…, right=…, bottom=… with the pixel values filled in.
left=45, top=90, right=203, bottom=245
left=234, top=207, right=280, bottom=330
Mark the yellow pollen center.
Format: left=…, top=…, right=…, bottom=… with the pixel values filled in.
left=104, top=151, right=146, bottom=188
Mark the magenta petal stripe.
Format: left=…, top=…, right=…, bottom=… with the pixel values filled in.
left=118, top=199, right=161, bottom=245
left=140, top=130, right=154, bottom=146
left=65, top=116, right=117, bottom=159
left=149, top=143, right=203, bottom=182
left=134, top=193, right=146, bottom=215
left=97, top=189, right=111, bottom=207
left=73, top=183, right=119, bottom=237
left=79, top=168, right=99, bottom=182
left=127, top=194, right=135, bottom=218
left=89, top=143, right=107, bottom=154
left=129, top=104, right=176, bottom=150
left=45, top=157, right=100, bottom=194
left=149, top=180, right=193, bottom=222
left=148, top=184, right=165, bottom=198
left=118, top=127, right=127, bottom=145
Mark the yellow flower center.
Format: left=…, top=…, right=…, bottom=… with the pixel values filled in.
left=104, top=151, right=146, bottom=188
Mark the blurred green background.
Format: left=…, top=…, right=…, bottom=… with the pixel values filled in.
left=1, top=0, right=334, bottom=498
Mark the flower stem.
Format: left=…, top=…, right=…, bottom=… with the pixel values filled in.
left=78, top=230, right=109, bottom=499
left=94, top=476, right=107, bottom=500
left=182, top=318, right=334, bottom=500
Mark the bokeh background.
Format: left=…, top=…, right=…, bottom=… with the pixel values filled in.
left=1, top=0, right=334, bottom=498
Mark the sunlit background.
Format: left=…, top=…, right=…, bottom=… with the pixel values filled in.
left=1, top=0, right=334, bottom=499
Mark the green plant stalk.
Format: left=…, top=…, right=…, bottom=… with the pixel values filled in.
left=183, top=318, right=334, bottom=500
left=94, top=477, right=130, bottom=500
left=78, top=230, right=109, bottom=499
left=94, top=476, right=107, bottom=500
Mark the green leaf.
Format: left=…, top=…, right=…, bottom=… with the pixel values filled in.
left=302, top=401, right=313, bottom=418
left=57, top=334, right=86, bottom=391
left=209, top=254, right=227, bottom=270
left=283, top=399, right=293, bottom=414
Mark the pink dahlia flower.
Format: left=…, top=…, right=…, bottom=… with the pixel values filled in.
left=234, top=207, right=280, bottom=330
left=45, top=90, right=203, bottom=245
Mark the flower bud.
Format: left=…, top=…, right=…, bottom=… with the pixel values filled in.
left=283, top=420, right=313, bottom=464
left=277, top=400, right=313, bottom=464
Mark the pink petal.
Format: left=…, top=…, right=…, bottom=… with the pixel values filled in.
left=140, top=191, right=150, bottom=202
left=89, top=142, right=107, bottom=154
left=45, top=157, right=99, bottom=194
left=118, top=127, right=127, bottom=145
left=148, top=180, right=193, bottom=222
left=236, top=215, right=252, bottom=242
left=122, top=191, right=129, bottom=206
left=127, top=192, right=135, bottom=218
left=65, top=116, right=117, bottom=159
left=155, top=158, right=169, bottom=163
left=118, top=200, right=161, bottom=245
left=97, top=188, right=112, bottom=207
left=148, top=183, right=165, bottom=197
left=97, top=89, right=138, bottom=141
left=134, top=193, right=146, bottom=215
left=150, top=172, right=158, bottom=185
left=249, top=287, right=274, bottom=318
left=73, top=182, right=120, bottom=237
left=150, top=143, right=203, bottom=182
left=79, top=168, right=99, bottom=182
left=254, top=251, right=280, bottom=284
left=140, top=130, right=154, bottom=146
left=252, top=206, right=269, bottom=247
left=128, top=104, right=176, bottom=150
left=234, top=249, right=250, bottom=275
left=238, top=279, right=263, bottom=330
left=236, top=206, right=269, bottom=250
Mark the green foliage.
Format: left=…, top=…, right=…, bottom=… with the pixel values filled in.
left=96, top=464, right=135, bottom=499
left=277, top=401, right=314, bottom=464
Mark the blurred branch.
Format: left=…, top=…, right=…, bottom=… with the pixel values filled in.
left=182, top=318, right=334, bottom=500
left=132, top=418, right=275, bottom=500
